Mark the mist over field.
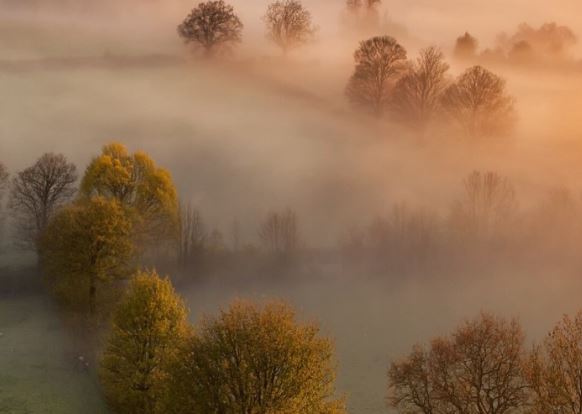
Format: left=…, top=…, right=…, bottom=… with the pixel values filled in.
left=3, top=1, right=582, bottom=414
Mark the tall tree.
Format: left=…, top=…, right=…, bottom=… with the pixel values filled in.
left=390, top=47, right=450, bottom=133
left=178, top=202, right=208, bottom=266
left=440, top=65, right=515, bottom=138
left=9, top=153, right=77, bottom=249
left=449, top=171, right=517, bottom=240
left=524, top=311, right=582, bottom=414
left=346, top=36, right=408, bottom=116
left=165, top=301, right=346, bottom=414
left=100, top=270, right=190, bottom=414
left=40, top=197, right=134, bottom=314
left=258, top=208, right=301, bottom=256
left=389, top=313, right=528, bottom=414
left=81, top=143, right=178, bottom=247
left=177, top=0, right=243, bottom=56
left=263, top=0, right=317, bottom=54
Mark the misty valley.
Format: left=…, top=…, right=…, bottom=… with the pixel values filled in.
left=3, top=1, right=582, bottom=414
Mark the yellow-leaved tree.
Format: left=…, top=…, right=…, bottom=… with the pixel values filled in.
left=40, top=196, right=134, bottom=314
left=80, top=143, right=179, bottom=247
left=100, top=270, right=190, bottom=414
left=164, top=300, right=346, bottom=414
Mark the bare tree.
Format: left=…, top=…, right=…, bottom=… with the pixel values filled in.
left=524, top=311, right=582, bottom=414
left=454, top=32, right=479, bottom=60
left=259, top=209, right=300, bottom=255
left=389, top=313, right=528, bottom=414
left=178, top=202, right=208, bottom=266
left=449, top=171, right=517, bottom=240
left=9, top=153, right=77, bottom=249
left=391, top=47, right=450, bottom=133
left=367, top=204, right=439, bottom=262
left=177, top=0, right=243, bottom=57
left=346, top=36, right=408, bottom=116
left=440, top=65, right=515, bottom=138
left=263, top=0, right=317, bottom=54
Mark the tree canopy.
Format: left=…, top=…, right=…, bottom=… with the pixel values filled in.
left=524, top=311, right=582, bottom=414
left=177, top=0, right=243, bottom=56
left=264, top=0, right=317, bottom=54
left=440, top=65, right=515, bottom=138
left=100, top=270, right=190, bottom=414
left=346, top=36, right=408, bottom=116
left=41, top=196, right=134, bottom=313
left=80, top=143, right=178, bottom=246
left=389, top=313, right=528, bottom=414
left=9, top=153, right=77, bottom=249
left=165, top=300, right=345, bottom=414
left=390, top=46, right=450, bottom=133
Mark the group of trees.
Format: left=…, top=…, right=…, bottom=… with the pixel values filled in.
left=341, top=169, right=582, bottom=272
left=389, top=311, right=582, bottom=414
left=177, top=0, right=316, bottom=56
left=174, top=1, right=515, bottom=140
left=346, top=38, right=515, bottom=138
left=454, top=22, right=578, bottom=66
left=99, top=270, right=345, bottom=414
left=0, top=143, right=179, bottom=313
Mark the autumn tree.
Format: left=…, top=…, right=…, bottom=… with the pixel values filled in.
left=40, top=197, right=134, bottom=314
left=346, top=36, right=408, bottom=116
left=524, top=311, right=582, bottom=414
left=449, top=171, right=517, bottom=240
left=389, top=313, right=528, bottom=414
left=8, top=153, right=77, bottom=249
left=259, top=208, right=301, bottom=256
left=263, top=0, right=317, bottom=54
left=391, top=46, right=450, bottom=133
left=177, top=0, right=243, bottom=56
left=81, top=143, right=178, bottom=247
left=165, top=301, right=346, bottom=414
left=454, top=32, right=478, bottom=60
left=440, top=65, right=515, bottom=138
left=100, top=270, right=190, bottom=414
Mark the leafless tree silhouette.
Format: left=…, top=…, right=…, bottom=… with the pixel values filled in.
left=346, top=36, right=408, bottom=116
left=9, top=153, right=77, bottom=249
left=391, top=46, right=450, bottom=133
left=259, top=209, right=301, bottom=255
left=263, top=0, right=317, bottom=54
left=441, top=65, right=515, bottom=138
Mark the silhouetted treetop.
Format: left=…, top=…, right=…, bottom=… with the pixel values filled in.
left=346, top=36, right=408, bottom=116
left=441, top=65, right=515, bottom=137
left=263, top=0, right=317, bottom=54
left=177, top=0, right=243, bottom=56
left=454, top=32, right=479, bottom=59
left=9, top=153, right=77, bottom=249
left=391, top=46, right=450, bottom=132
